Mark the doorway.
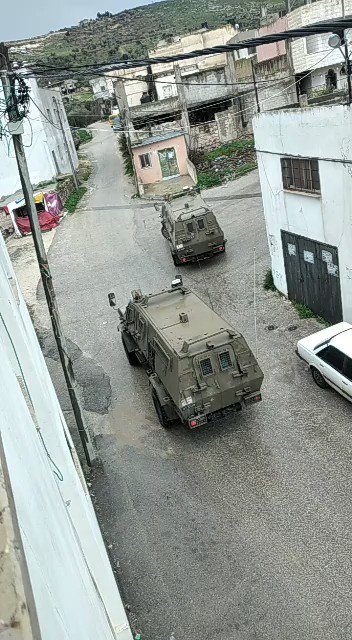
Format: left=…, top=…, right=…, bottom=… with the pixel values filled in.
left=158, top=147, right=179, bottom=179
left=281, top=231, right=342, bottom=324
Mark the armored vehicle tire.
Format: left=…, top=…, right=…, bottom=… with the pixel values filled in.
left=152, top=390, right=173, bottom=429
left=172, top=253, right=182, bottom=266
left=311, top=366, right=328, bottom=389
left=121, top=331, right=139, bottom=366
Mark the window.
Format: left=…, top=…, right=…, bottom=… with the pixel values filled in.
left=139, top=153, right=152, bottom=169
left=219, top=351, right=232, bottom=371
left=200, top=357, right=213, bottom=376
left=306, top=33, right=330, bottom=55
left=317, top=345, right=345, bottom=373
left=197, top=218, right=205, bottom=230
left=343, top=356, right=352, bottom=381
left=186, top=221, right=194, bottom=234
left=281, top=157, right=320, bottom=194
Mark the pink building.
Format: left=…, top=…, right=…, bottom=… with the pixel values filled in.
left=256, top=16, right=288, bottom=63
left=132, top=132, right=197, bottom=196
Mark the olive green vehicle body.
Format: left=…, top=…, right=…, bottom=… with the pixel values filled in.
left=160, top=194, right=226, bottom=265
left=118, top=281, right=263, bottom=428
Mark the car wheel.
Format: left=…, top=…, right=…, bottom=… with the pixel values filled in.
left=152, top=391, right=173, bottom=428
left=311, top=366, right=328, bottom=389
left=121, top=331, right=139, bottom=366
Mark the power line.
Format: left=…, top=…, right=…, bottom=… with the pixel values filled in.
left=18, top=17, right=352, bottom=75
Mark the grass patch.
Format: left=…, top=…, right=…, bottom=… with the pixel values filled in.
left=197, top=172, right=223, bottom=189
left=263, top=269, right=277, bottom=292
left=78, top=129, right=93, bottom=144
left=292, top=302, right=316, bottom=319
left=205, top=138, right=254, bottom=161
left=65, top=187, right=87, bottom=214
left=235, top=162, right=257, bottom=178
left=292, top=302, right=330, bottom=325
left=119, top=133, right=134, bottom=177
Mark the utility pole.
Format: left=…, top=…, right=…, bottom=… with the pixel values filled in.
left=52, top=94, right=79, bottom=189
left=251, top=59, right=260, bottom=113
left=0, top=43, right=95, bottom=466
left=344, top=36, right=352, bottom=105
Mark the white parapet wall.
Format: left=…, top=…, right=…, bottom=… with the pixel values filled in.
left=0, top=232, right=133, bottom=640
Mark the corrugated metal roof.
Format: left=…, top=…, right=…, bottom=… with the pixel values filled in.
left=131, top=131, right=185, bottom=148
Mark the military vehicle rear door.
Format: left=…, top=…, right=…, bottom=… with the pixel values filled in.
left=194, top=346, right=240, bottom=408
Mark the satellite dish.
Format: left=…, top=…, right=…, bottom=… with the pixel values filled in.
left=328, top=34, right=342, bottom=48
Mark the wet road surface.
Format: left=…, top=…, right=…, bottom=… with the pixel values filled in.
left=43, top=124, right=352, bottom=640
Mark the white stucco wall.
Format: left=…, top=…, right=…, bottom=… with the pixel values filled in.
left=0, top=77, right=78, bottom=201
left=0, top=233, right=132, bottom=639
left=253, top=104, right=352, bottom=321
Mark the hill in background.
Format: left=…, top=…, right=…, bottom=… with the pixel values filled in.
left=10, top=0, right=286, bottom=71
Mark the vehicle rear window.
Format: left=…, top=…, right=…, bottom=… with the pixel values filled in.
left=186, top=221, right=194, bottom=233
left=219, top=351, right=232, bottom=370
left=197, top=218, right=205, bottom=230
left=317, top=345, right=345, bottom=373
left=200, top=357, right=213, bottom=376
left=344, top=356, right=352, bottom=381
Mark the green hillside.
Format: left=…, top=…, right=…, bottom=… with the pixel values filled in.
left=10, top=0, right=286, bottom=71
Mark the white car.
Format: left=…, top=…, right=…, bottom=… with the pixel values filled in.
left=297, top=322, right=352, bottom=402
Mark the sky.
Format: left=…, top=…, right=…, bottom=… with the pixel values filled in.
left=3, top=0, right=155, bottom=41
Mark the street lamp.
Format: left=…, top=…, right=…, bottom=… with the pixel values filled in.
left=328, top=32, right=352, bottom=104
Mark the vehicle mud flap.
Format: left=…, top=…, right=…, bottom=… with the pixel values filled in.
left=149, top=373, right=178, bottom=421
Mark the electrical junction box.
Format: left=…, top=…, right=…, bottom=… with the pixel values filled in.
left=8, top=120, right=24, bottom=135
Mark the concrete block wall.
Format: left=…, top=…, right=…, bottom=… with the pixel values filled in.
left=288, top=0, right=352, bottom=74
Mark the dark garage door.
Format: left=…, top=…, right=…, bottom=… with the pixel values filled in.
left=281, top=231, right=343, bottom=324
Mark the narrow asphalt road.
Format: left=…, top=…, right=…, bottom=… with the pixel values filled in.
left=42, top=124, right=352, bottom=640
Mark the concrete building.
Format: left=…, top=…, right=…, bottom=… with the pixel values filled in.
left=0, top=75, right=78, bottom=201
left=112, top=24, right=239, bottom=127
left=89, top=75, right=115, bottom=100
left=0, top=231, right=133, bottom=639
left=253, top=104, right=352, bottom=324
left=131, top=131, right=197, bottom=196
left=288, top=0, right=351, bottom=94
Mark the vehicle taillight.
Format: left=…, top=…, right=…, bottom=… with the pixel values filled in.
left=190, top=419, right=197, bottom=427
left=254, top=394, right=261, bottom=402
left=219, top=246, right=224, bottom=251
left=182, top=258, right=187, bottom=263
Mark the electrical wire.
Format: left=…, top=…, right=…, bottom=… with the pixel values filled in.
left=17, top=16, right=352, bottom=75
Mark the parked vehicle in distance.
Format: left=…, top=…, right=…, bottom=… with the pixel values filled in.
left=297, top=322, right=352, bottom=401
left=113, top=116, right=122, bottom=132
left=108, top=276, right=263, bottom=429
left=158, top=192, right=226, bottom=265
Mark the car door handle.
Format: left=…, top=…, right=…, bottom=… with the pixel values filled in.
left=341, top=380, right=348, bottom=385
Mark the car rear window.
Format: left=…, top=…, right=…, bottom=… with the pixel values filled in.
left=197, top=218, right=205, bottom=230
left=317, top=345, right=345, bottom=373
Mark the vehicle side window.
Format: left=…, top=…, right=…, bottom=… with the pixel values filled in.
left=343, top=356, right=352, bottom=381
left=197, top=218, right=205, bottom=230
left=200, top=357, right=213, bottom=376
left=317, top=345, right=345, bottom=373
left=186, top=221, right=194, bottom=234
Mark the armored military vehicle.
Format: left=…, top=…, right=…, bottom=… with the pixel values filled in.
left=159, top=193, right=226, bottom=265
left=108, top=277, right=263, bottom=429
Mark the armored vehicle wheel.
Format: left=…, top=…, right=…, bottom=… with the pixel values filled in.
left=311, top=366, right=328, bottom=389
left=172, top=253, right=182, bottom=266
left=152, top=390, right=173, bottom=428
left=121, top=331, right=139, bottom=366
